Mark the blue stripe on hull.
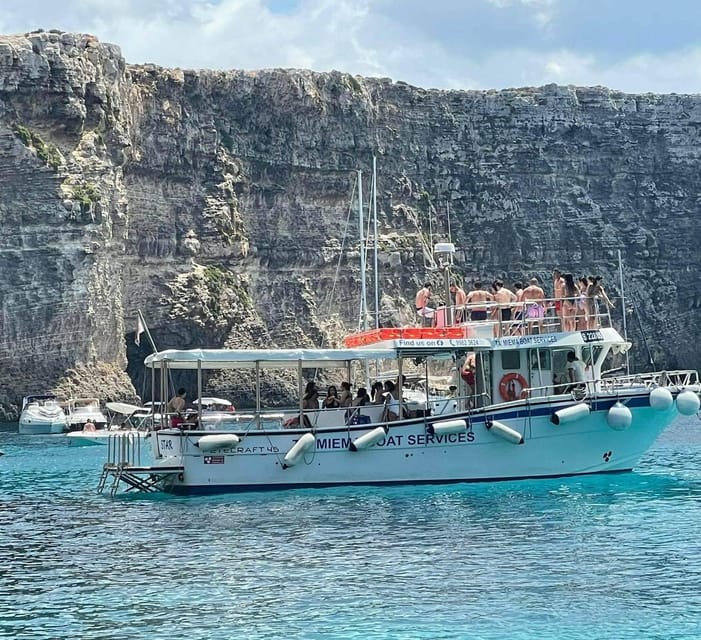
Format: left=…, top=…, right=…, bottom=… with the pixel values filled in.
left=165, top=468, right=634, bottom=496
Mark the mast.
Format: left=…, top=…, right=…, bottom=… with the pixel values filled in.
left=372, top=156, right=380, bottom=329
left=358, top=170, right=368, bottom=331
left=617, top=250, right=630, bottom=373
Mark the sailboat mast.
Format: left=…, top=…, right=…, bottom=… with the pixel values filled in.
left=372, top=156, right=380, bottom=329
left=617, top=249, right=630, bottom=373
left=358, top=170, right=368, bottom=331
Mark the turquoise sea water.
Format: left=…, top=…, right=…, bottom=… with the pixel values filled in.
left=1, top=419, right=701, bottom=640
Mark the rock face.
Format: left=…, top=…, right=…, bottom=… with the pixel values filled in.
left=1, top=30, right=700, bottom=416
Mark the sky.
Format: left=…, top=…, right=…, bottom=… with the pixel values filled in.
left=1, top=0, right=700, bottom=93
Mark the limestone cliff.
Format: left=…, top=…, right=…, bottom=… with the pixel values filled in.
left=1, top=29, right=700, bottom=417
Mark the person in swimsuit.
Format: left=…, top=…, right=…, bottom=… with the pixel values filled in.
left=562, top=273, right=578, bottom=332
left=521, top=278, right=546, bottom=334
left=577, top=276, right=590, bottom=330
left=466, top=281, right=494, bottom=321
left=415, top=282, right=434, bottom=327
left=323, top=386, right=341, bottom=409
left=492, top=279, right=517, bottom=334
left=302, top=381, right=320, bottom=410
left=449, top=282, right=467, bottom=323
left=339, top=381, right=353, bottom=407
left=167, top=387, right=187, bottom=427
left=552, top=269, right=565, bottom=329
left=586, top=276, right=614, bottom=329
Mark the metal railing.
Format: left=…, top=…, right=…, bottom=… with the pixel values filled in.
left=428, top=296, right=614, bottom=337
left=105, top=432, right=143, bottom=468
left=520, top=369, right=700, bottom=401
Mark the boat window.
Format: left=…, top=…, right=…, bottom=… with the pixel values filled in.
left=582, top=345, right=604, bottom=366
left=529, top=349, right=551, bottom=370
left=552, top=350, right=569, bottom=374
left=501, top=350, right=521, bottom=370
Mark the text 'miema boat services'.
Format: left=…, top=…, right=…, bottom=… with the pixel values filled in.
left=99, top=295, right=700, bottom=496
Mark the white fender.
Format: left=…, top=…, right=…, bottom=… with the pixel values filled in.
left=649, top=387, right=674, bottom=411
left=486, top=420, right=524, bottom=445
left=676, top=390, right=701, bottom=416
left=349, top=426, right=388, bottom=452
left=427, top=419, right=467, bottom=436
left=606, top=401, right=632, bottom=431
left=551, top=403, right=590, bottom=426
left=195, top=434, right=241, bottom=451
left=283, top=432, right=316, bottom=468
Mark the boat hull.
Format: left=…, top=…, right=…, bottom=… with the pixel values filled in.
left=150, top=393, right=682, bottom=494
left=67, top=430, right=149, bottom=446
left=19, top=415, right=66, bottom=435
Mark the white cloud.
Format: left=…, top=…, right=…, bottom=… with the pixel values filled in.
left=0, top=0, right=700, bottom=93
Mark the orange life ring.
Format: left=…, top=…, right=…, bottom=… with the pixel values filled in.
left=499, top=373, right=528, bottom=402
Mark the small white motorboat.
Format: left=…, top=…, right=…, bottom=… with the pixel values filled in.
left=66, top=401, right=152, bottom=446
left=65, top=397, right=109, bottom=431
left=19, top=395, right=67, bottom=435
left=66, top=425, right=151, bottom=447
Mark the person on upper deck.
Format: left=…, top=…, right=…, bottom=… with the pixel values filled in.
left=561, top=273, right=579, bottom=332
left=449, top=281, right=467, bottom=323
left=586, top=276, right=614, bottom=329
left=466, top=281, right=494, bottom=321
left=552, top=269, right=566, bottom=326
left=521, top=278, right=546, bottom=333
left=492, top=279, right=517, bottom=322
left=577, top=276, right=590, bottom=330
left=510, top=281, right=525, bottom=335
left=415, top=282, right=434, bottom=327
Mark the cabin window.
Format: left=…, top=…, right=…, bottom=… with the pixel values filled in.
left=501, top=350, right=521, bottom=370
left=530, top=349, right=551, bottom=370
left=552, top=350, right=569, bottom=375
left=583, top=345, right=604, bottom=366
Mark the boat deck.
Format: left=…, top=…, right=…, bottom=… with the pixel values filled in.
left=346, top=296, right=614, bottom=347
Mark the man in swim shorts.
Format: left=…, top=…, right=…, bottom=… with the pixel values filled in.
left=415, top=282, right=434, bottom=327
left=466, top=281, right=493, bottom=321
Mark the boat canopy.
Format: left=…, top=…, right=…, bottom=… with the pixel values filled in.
left=144, top=348, right=400, bottom=370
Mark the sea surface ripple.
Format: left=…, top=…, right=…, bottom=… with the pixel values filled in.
left=1, top=418, right=701, bottom=639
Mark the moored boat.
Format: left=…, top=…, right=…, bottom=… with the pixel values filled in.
left=19, top=395, right=67, bottom=435
left=65, top=397, right=108, bottom=431
left=99, top=298, right=701, bottom=495
left=67, top=401, right=152, bottom=446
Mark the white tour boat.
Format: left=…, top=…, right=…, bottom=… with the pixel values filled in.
left=19, top=395, right=67, bottom=435
left=99, top=299, right=701, bottom=495
left=65, top=397, right=109, bottom=431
